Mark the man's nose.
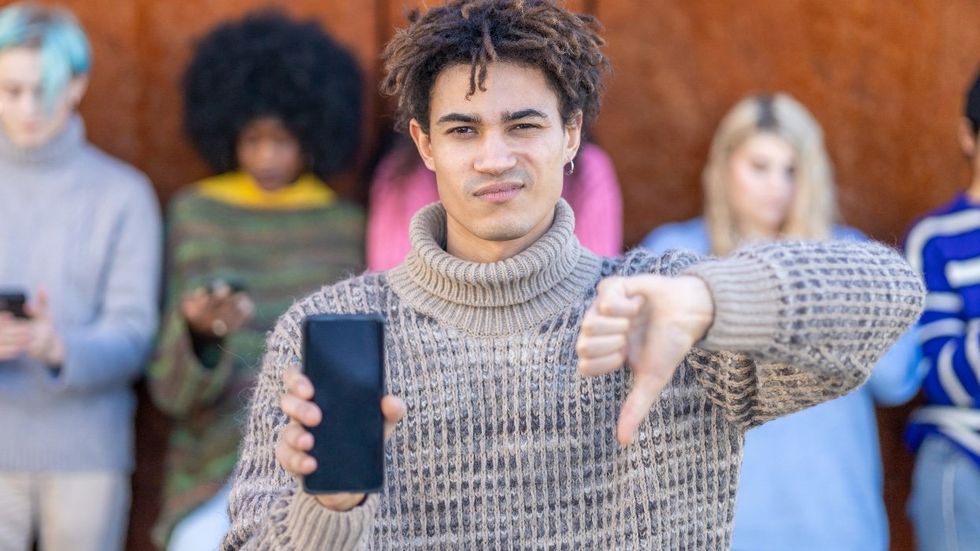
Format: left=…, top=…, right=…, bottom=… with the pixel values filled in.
left=473, top=132, right=517, bottom=175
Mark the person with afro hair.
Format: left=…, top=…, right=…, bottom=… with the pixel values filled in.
left=146, top=10, right=365, bottom=550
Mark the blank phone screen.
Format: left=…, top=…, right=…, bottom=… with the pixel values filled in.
left=301, top=314, right=385, bottom=494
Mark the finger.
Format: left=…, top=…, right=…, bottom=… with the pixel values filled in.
left=577, top=350, right=627, bottom=377
left=211, top=282, right=232, bottom=299
left=0, top=325, right=32, bottom=344
left=616, top=375, right=667, bottom=446
left=579, top=313, right=630, bottom=337
left=594, top=282, right=641, bottom=316
left=381, top=394, right=407, bottom=439
left=276, top=432, right=317, bottom=475
left=236, top=295, right=255, bottom=319
left=26, top=289, right=48, bottom=318
left=0, top=340, right=29, bottom=357
left=597, top=293, right=643, bottom=318
left=281, top=420, right=314, bottom=451
left=280, top=393, right=322, bottom=427
left=283, top=368, right=314, bottom=400
left=576, top=334, right=627, bottom=358
left=181, top=289, right=209, bottom=316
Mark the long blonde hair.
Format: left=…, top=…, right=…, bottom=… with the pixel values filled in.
left=703, top=93, right=838, bottom=255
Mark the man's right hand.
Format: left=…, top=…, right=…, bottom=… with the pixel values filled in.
left=277, top=367, right=406, bottom=511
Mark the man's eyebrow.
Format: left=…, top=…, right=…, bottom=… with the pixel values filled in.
left=503, top=109, right=549, bottom=122
left=435, top=113, right=481, bottom=125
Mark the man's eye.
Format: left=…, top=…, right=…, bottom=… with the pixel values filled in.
left=447, top=126, right=474, bottom=135
left=512, top=123, right=540, bottom=131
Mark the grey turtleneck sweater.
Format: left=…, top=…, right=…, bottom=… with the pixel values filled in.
left=223, top=200, right=923, bottom=550
left=0, top=116, right=161, bottom=471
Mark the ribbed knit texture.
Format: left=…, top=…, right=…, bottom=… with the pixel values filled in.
left=147, top=183, right=364, bottom=547
left=223, top=200, right=924, bottom=550
left=0, top=116, right=161, bottom=473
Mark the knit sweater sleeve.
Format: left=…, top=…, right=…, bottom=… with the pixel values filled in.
left=222, top=292, right=378, bottom=550
left=147, top=195, right=237, bottom=417
left=146, top=302, right=237, bottom=418
left=677, top=239, right=924, bottom=429
left=48, top=174, right=162, bottom=392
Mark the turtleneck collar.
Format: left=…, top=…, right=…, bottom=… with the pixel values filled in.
left=388, top=198, right=603, bottom=336
left=0, top=115, right=85, bottom=165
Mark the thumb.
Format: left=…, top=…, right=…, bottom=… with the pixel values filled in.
left=27, top=289, right=49, bottom=318
left=595, top=277, right=643, bottom=317
left=381, top=394, right=407, bottom=440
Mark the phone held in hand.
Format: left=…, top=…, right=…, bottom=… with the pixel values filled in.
left=207, top=277, right=247, bottom=295
left=0, top=291, right=28, bottom=319
left=302, top=314, right=385, bottom=494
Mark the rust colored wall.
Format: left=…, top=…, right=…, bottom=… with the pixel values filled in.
left=18, top=1, right=978, bottom=549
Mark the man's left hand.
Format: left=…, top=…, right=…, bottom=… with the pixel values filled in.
left=576, top=275, right=714, bottom=446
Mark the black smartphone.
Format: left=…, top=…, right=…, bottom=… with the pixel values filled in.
left=0, top=291, right=28, bottom=319
left=207, top=277, right=247, bottom=295
left=302, top=314, right=385, bottom=494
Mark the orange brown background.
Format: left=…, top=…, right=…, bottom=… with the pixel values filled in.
left=14, top=0, right=979, bottom=549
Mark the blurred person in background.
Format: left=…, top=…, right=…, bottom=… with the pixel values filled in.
left=366, top=133, right=623, bottom=271
left=641, top=93, right=923, bottom=551
left=146, top=11, right=365, bottom=551
left=0, top=3, right=162, bottom=550
left=904, top=71, right=980, bottom=551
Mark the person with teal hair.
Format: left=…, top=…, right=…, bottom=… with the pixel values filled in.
left=0, top=3, right=161, bottom=550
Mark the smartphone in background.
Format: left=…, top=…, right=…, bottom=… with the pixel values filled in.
left=0, top=291, right=28, bottom=319
left=302, top=314, right=385, bottom=494
left=207, top=277, right=247, bottom=295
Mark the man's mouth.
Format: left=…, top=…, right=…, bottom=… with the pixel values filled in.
left=473, top=182, right=524, bottom=203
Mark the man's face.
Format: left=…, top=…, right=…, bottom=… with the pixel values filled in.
left=0, top=47, right=85, bottom=148
left=410, top=62, right=581, bottom=262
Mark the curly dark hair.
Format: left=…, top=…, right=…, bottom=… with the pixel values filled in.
left=183, top=11, right=363, bottom=180
left=380, top=0, right=609, bottom=134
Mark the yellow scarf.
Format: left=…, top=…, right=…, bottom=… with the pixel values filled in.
left=197, top=172, right=336, bottom=209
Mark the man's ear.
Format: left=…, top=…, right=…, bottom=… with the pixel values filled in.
left=960, top=117, right=978, bottom=159
left=67, top=75, right=88, bottom=109
left=409, top=118, right=436, bottom=171
left=563, top=110, right=584, bottom=165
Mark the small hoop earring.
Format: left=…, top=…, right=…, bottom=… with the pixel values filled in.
left=564, top=159, right=575, bottom=175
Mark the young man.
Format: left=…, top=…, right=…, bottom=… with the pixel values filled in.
left=0, top=4, right=161, bottom=551
left=904, top=72, right=980, bottom=550
left=223, top=1, right=923, bottom=549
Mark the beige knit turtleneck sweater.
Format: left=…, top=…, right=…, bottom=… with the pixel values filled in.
left=222, top=200, right=923, bottom=550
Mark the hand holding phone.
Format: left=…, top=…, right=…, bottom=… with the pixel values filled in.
left=302, top=315, right=386, bottom=494
left=275, top=314, right=406, bottom=510
left=0, top=292, right=32, bottom=360
left=0, top=290, right=64, bottom=365
left=181, top=279, right=253, bottom=338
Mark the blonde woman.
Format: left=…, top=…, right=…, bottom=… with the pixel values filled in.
left=642, top=93, right=923, bottom=551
